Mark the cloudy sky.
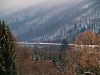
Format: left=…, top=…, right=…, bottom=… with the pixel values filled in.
left=0, top=0, right=80, bottom=16
left=0, top=0, right=47, bottom=11
left=1, top=0, right=78, bottom=10
left=0, top=0, right=81, bottom=12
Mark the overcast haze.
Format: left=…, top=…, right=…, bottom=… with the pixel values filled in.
left=0, top=0, right=79, bottom=11
left=0, top=0, right=47, bottom=11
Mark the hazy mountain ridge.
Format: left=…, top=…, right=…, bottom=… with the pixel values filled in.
left=1, top=0, right=100, bottom=42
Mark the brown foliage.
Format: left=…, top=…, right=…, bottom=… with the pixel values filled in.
left=32, top=60, right=64, bottom=75
left=16, top=30, right=100, bottom=75
left=16, top=46, right=32, bottom=75
left=66, top=47, right=100, bottom=75
left=75, top=30, right=100, bottom=45
left=16, top=46, right=66, bottom=75
left=66, top=31, right=100, bottom=75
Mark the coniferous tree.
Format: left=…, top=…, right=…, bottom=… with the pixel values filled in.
left=0, top=21, right=17, bottom=75
left=60, top=39, right=68, bottom=52
left=59, top=39, right=68, bottom=66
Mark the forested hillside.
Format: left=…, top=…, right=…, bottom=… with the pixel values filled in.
left=1, top=0, right=100, bottom=42
left=1, top=0, right=100, bottom=75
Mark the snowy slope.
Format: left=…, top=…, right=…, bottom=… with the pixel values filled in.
left=0, top=0, right=100, bottom=42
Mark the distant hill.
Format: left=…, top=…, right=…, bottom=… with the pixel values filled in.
left=1, top=0, right=100, bottom=42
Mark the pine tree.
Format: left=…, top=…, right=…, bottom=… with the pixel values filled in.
left=59, top=39, right=68, bottom=66
left=0, top=21, right=17, bottom=75
left=60, top=39, right=68, bottom=52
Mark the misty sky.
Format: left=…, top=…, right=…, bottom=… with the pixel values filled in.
left=0, top=0, right=83, bottom=13
left=0, top=0, right=77, bottom=10
left=0, top=0, right=47, bottom=11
